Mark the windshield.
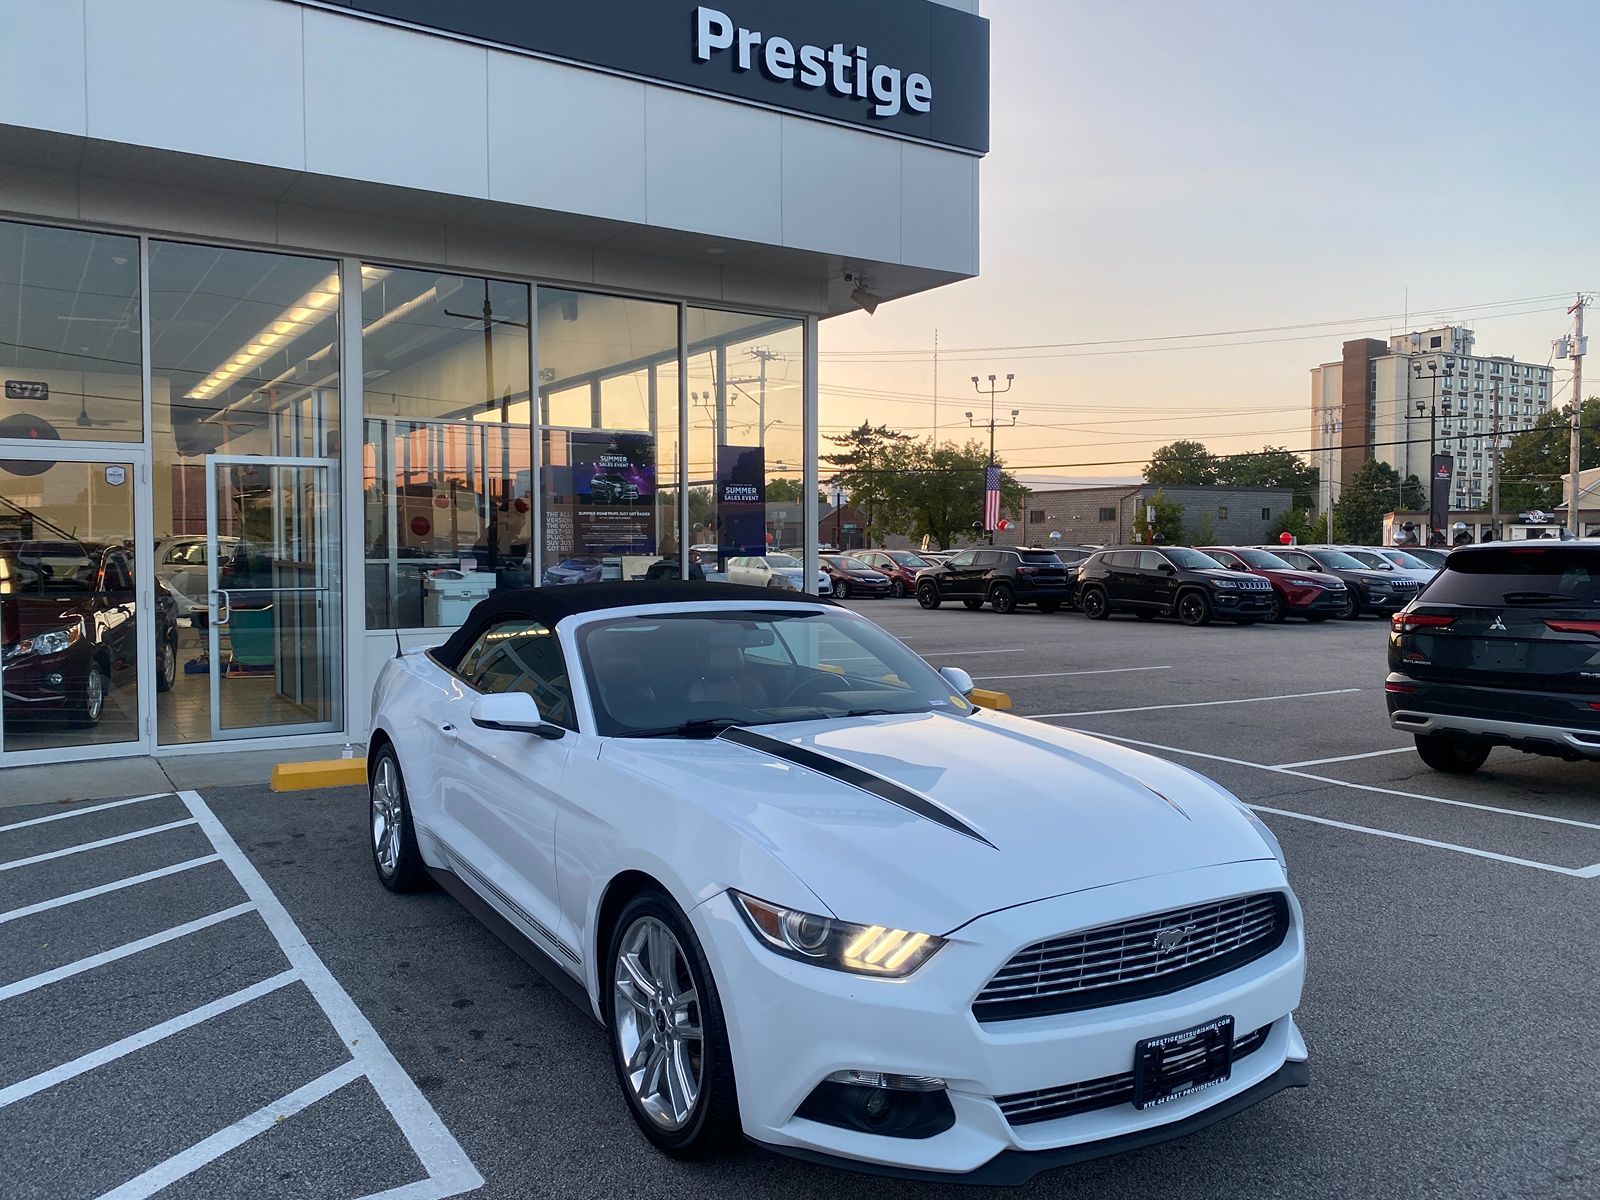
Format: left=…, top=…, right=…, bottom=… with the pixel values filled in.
left=1162, top=548, right=1225, bottom=570
left=1306, top=549, right=1367, bottom=571
left=765, top=554, right=801, bottom=569
left=0, top=543, right=97, bottom=598
left=889, top=552, right=929, bottom=568
left=841, top=557, right=877, bottom=573
left=1383, top=549, right=1433, bottom=570
left=577, top=609, right=973, bottom=737
left=1237, top=548, right=1293, bottom=570
left=1421, top=547, right=1600, bottom=607
left=1345, top=550, right=1392, bottom=569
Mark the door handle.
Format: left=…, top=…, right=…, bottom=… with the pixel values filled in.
left=438, top=723, right=458, bottom=739
left=212, top=589, right=231, bottom=626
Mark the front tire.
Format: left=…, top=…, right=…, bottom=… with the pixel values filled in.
left=917, top=582, right=942, bottom=609
left=607, top=891, right=740, bottom=1159
left=890, top=579, right=907, bottom=598
left=156, top=632, right=178, bottom=693
left=990, top=583, right=1017, bottom=614
left=1081, top=586, right=1110, bottom=620
left=1341, top=591, right=1361, bottom=620
left=72, top=658, right=108, bottom=728
left=1267, top=592, right=1287, bottom=624
left=1414, top=734, right=1490, bottom=774
left=369, top=746, right=429, bottom=892
left=1177, top=590, right=1212, bottom=627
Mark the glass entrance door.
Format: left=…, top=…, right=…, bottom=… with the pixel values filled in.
left=204, top=456, right=340, bottom=741
left=0, top=453, right=148, bottom=760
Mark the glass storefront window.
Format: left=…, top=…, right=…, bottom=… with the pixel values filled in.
left=149, top=241, right=343, bottom=744
left=685, top=309, right=805, bottom=577
left=0, top=220, right=142, bottom=444
left=362, top=268, right=532, bottom=628
left=537, top=289, right=678, bottom=586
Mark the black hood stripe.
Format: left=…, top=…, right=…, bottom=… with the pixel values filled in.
left=720, top=727, right=997, bottom=850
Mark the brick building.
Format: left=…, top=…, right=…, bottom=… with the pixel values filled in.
left=992, top=484, right=1297, bottom=548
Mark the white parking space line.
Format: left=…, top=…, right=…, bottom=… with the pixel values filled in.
left=1034, top=688, right=1361, bottom=718
left=976, top=666, right=1174, bottom=681
left=1061, top=728, right=1600, bottom=877
left=0, top=903, right=257, bottom=1003
left=0, top=819, right=198, bottom=873
left=0, top=793, right=173, bottom=834
left=95, top=1060, right=364, bottom=1200
left=1274, top=747, right=1415, bottom=769
left=0, top=970, right=299, bottom=1111
left=0, top=855, right=222, bottom=925
left=177, top=790, right=484, bottom=1199
left=924, top=647, right=1030, bottom=656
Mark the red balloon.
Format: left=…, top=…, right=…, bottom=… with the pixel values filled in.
left=1278, top=531, right=1293, bottom=545
left=513, top=497, right=530, bottom=514
left=410, top=516, right=432, bottom=537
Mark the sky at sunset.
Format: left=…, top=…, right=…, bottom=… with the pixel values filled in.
left=817, top=0, right=1596, bottom=484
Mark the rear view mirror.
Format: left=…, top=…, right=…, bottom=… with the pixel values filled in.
left=939, top=666, right=976, bottom=696
left=470, top=692, right=565, bottom=740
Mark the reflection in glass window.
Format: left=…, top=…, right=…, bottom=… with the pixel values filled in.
left=362, top=268, right=532, bottom=628
left=0, top=220, right=142, bottom=444
left=537, top=289, right=678, bottom=588
left=686, top=310, right=804, bottom=574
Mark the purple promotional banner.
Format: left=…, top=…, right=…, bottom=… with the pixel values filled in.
left=572, top=430, right=656, bottom=555
left=716, top=444, right=766, bottom=563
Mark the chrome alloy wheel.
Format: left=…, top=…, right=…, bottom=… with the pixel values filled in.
left=84, top=665, right=105, bottom=722
left=613, top=916, right=703, bottom=1131
left=370, top=756, right=403, bottom=878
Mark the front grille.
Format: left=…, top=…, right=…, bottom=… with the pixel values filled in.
left=973, top=893, right=1290, bottom=1022
left=996, top=1023, right=1274, bottom=1127
left=1390, top=579, right=1420, bottom=591
left=1235, top=578, right=1272, bottom=591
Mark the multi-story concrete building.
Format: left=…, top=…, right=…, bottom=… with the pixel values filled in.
left=1310, top=326, right=1553, bottom=512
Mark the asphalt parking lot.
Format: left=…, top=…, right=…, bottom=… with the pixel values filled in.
left=3, top=602, right=1597, bottom=1199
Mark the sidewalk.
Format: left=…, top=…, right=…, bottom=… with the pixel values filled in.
left=0, top=746, right=366, bottom=808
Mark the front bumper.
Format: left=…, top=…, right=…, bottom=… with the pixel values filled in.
left=1211, top=590, right=1274, bottom=614
left=692, top=859, right=1306, bottom=1179
left=1361, top=589, right=1414, bottom=612
left=1286, top=589, right=1348, bottom=614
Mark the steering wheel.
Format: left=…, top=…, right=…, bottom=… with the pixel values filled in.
left=781, top=672, right=856, bottom=707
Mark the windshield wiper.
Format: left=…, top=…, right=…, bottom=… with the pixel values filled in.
left=624, top=717, right=755, bottom=739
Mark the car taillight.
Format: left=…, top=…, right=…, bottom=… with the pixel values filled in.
left=1545, top=620, right=1600, bottom=636
left=1392, top=612, right=1454, bottom=632
left=1017, top=566, right=1038, bottom=576
left=1385, top=681, right=1419, bottom=694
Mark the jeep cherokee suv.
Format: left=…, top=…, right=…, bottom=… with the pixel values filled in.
left=1075, top=546, right=1274, bottom=626
left=914, top=547, right=1068, bottom=614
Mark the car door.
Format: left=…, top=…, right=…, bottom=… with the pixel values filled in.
left=939, top=550, right=978, bottom=597
left=1138, top=551, right=1178, bottom=608
left=97, top=549, right=138, bottom=670
left=432, top=616, right=578, bottom=962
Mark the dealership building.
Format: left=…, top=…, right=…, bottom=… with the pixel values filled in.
left=0, top=0, right=988, bottom=767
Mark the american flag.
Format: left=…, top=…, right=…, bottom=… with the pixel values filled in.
left=983, top=465, right=1002, bottom=531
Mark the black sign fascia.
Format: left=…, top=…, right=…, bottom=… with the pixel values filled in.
left=300, top=0, right=990, bottom=154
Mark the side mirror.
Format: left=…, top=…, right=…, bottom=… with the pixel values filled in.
left=1159, top=562, right=1176, bottom=574
left=470, top=692, right=566, bottom=740
left=939, top=666, right=976, bottom=696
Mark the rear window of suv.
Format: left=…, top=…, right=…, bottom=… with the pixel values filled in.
left=1422, top=547, right=1600, bottom=607
left=1019, top=551, right=1062, bottom=564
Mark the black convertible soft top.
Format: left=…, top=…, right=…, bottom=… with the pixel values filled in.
left=432, top=581, right=832, bottom=668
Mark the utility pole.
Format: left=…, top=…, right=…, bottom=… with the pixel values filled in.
left=1490, top=377, right=1503, bottom=541
left=1320, top=403, right=1341, bottom=542
left=932, top=327, right=939, bottom=446
left=1564, top=295, right=1588, bottom=537
left=968, top=373, right=1017, bottom=545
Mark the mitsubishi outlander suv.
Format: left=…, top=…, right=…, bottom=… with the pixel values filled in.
left=1387, top=542, right=1600, bottom=772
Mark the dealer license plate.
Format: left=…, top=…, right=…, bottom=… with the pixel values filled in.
left=1132, top=1015, right=1235, bottom=1110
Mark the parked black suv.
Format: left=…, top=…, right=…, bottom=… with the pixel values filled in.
left=1075, top=546, right=1274, bottom=625
left=1265, top=545, right=1420, bottom=618
left=1387, top=542, right=1600, bottom=772
left=914, top=548, right=1068, bottom=613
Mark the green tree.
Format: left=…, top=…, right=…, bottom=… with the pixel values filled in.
left=1216, top=446, right=1320, bottom=508
left=1496, top=397, right=1600, bottom=513
left=1145, top=439, right=1218, bottom=486
left=877, top=439, right=1026, bottom=550
left=1189, top=511, right=1217, bottom=546
left=764, top=477, right=826, bottom=507
left=1401, top=473, right=1427, bottom=511
left=1274, top=505, right=1321, bottom=545
left=1332, top=459, right=1408, bottom=544
left=822, top=421, right=914, bottom=545
left=1130, top=490, right=1186, bottom=544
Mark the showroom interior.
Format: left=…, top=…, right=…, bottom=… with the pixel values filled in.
left=0, top=0, right=986, bottom=766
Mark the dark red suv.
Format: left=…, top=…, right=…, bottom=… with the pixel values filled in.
left=853, top=550, right=934, bottom=598
left=1200, top=546, right=1353, bottom=623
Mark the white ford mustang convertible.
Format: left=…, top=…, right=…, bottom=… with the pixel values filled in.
left=367, top=582, right=1307, bottom=1183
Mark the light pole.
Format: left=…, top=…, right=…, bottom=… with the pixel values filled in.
left=969, top=372, right=1017, bottom=545
left=1409, top=357, right=1455, bottom=539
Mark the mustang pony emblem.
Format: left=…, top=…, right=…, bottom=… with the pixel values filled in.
left=1153, top=925, right=1195, bottom=954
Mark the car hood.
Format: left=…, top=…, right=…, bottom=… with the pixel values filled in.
left=598, top=710, right=1274, bottom=932
left=1257, top=568, right=1344, bottom=586
left=1196, top=568, right=1268, bottom=584
left=2, top=596, right=89, bottom=645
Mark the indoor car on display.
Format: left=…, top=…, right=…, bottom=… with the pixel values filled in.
left=366, top=582, right=1307, bottom=1183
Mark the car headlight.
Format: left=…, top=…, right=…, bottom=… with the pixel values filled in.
left=1233, top=802, right=1287, bottom=873
left=1211, top=579, right=1238, bottom=589
left=732, top=892, right=945, bottom=978
left=14, top=623, right=83, bottom=657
